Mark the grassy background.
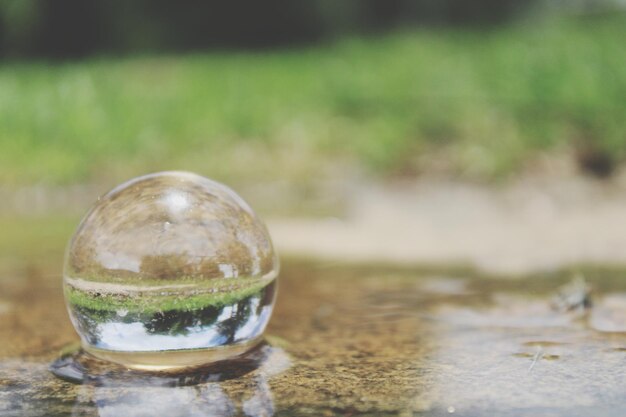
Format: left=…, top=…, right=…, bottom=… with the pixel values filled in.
left=1, top=14, right=624, bottom=186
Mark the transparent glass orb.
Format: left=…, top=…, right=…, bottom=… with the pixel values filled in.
left=63, top=171, right=279, bottom=370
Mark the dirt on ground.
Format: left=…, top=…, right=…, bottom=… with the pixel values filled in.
left=269, top=172, right=626, bottom=274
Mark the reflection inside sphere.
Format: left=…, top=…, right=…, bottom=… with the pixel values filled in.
left=62, top=171, right=279, bottom=369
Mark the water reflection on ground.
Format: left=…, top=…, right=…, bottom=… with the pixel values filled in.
left=1, top=345, right=290, bottom=417
left=0, top=260, right=625, bottom=416
left=82, top=345, right=286, bottom=417
left=427, top=295, right=626, bottom=416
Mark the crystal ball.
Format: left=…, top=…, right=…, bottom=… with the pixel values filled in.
left=63, top=171, right=279, bottom=370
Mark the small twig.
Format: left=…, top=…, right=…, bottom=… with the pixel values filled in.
left=528, top=346, right=543, bottom=372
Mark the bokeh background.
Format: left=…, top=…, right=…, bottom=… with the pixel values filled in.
left=2, top=4, right=626, bottom=414
left=0, top=0, right=625, bottom=272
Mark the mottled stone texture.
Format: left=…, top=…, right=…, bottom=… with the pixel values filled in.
left=66, top=171, right=277, bottom=282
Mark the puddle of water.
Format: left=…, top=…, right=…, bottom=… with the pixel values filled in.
left=0, top=260, right=625, bottom=416
left=0, top=356, right=283, bottom=417
left=49, top=342, right=288, bottom=386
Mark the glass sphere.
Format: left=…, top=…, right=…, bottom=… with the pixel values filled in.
left=63, top=171, right=279, bottom=370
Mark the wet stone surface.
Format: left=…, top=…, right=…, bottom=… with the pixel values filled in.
left=1, top=260, right=625, bottom=416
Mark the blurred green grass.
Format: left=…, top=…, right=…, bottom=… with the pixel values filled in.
left=0, top=14, right=624, bottom=185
